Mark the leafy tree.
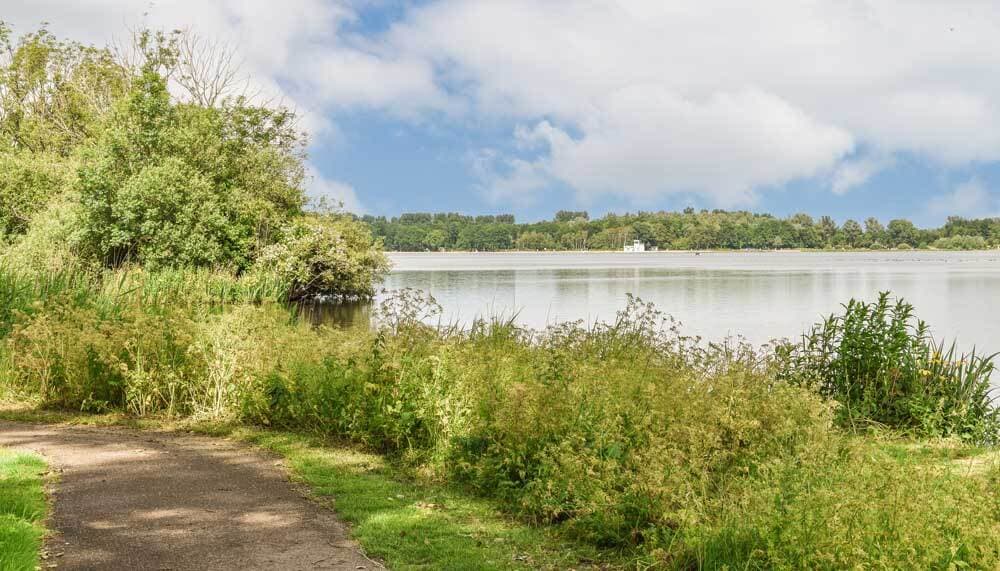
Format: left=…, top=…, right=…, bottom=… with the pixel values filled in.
left=516, top=231, right=557, bottom=250
left=424, top=228, right=448, bottom=251
left=887, top=219, right=919, bottom=247
left=456, top=223, right=514, bottom=251
left=932, top=235, right=989, bottom=250
left=77, top=61, right=304, bottom=268
left=0, top=22, right=127, bottom=155
left=554, top=210, right=589, bottom=223
left=864, top=217, right=886, bottom=247
left=817, top=216, right=838, bottom=245
left=0, top=23, right=386, bottom=299
left=841, top=219, right=863, bottom=247
left=561, top=230, right=588, bottom=250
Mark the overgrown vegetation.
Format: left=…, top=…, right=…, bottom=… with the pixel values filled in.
left=0, top=448, right=47, bottom=571
left=1, top=276, right=997, bottom=569
left=931, top=234, right=990, bottom=250
left=366, top=210, right=1000, bottom=251
left=779, top=292, right=1000, bottom=442
left=0, top=22, right=387, bottom=300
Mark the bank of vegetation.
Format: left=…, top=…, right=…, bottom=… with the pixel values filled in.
left=2, top=271, right=999, bottom=568
left=1, top=23, right=998, bottom=570
left=365, top=210, right=1000, bottom=251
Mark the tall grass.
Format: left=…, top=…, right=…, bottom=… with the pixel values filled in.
left=0, top=275, right=998, bottom=568
left=100, top=266, right=291, bottom=307
left=779, top=292, right=999, bottom=442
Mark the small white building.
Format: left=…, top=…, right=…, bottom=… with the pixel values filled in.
left=624, top=239, right=646, bottom=252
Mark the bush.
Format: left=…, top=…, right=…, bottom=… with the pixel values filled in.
left=101, top=158, right=233, bottom=268
left=250, top=215, right=389, bottom=300
left=0, top=23, right=387, bottom=304
left=0, top=152, right=75, bottom=239
left=6, top=292, right=200, bottom=413
left=778, top=292, right=1000, bottom=442
left=0, top=192, right=89, bottom=275
left=932, top=234, right=989, bottom=250
left=239, top=294, right=1000, bottom=567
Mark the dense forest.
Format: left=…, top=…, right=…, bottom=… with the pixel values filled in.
left=364, top=209, right=1000, bottom=251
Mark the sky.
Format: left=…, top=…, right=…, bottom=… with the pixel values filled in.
left=7, top=0, right=1000, bottom=226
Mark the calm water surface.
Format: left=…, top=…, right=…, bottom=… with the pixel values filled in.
left=379, top=252, right=1000, bottom=355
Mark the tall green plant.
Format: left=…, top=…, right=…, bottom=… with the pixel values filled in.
left=779, top=292, right=999, bottom=442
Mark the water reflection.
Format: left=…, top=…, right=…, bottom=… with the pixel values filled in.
left=296, top=300, right=371, bottom=329
left=377, top=252, right=1000, bottom=354
left=302, top=251, right=1000, bottom=378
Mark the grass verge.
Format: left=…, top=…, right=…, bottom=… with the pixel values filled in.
left=0, top=446, right=47, bottom=571
left=0, top=406, right=622, bottom=571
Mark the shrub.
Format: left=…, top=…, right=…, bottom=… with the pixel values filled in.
left=0, top=152, right=75, bottom=239
left=243, top=293, right=1000, bottom=568
left=101, top=158, right=233, bottom=268
left=932, top=234, right=989, bottom=250
left=778, top=292, right=999, bottom=442
left=5, top=293, right=200, bottom=413
left=250, top=215, right=390, bottom=300
left=0, top=192, right=89, bottom=275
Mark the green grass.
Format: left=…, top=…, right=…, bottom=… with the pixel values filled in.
left=239, top=431, right=617, bottom=570
left=0, top=407, right=621, bottom=570
left=0, top=447, right=47, bottom=571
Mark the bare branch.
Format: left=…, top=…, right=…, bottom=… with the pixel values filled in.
left=173, top=29, right=251, bottom=107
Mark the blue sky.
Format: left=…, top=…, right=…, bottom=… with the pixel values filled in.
left=10, top=1, right=1000, bottom=226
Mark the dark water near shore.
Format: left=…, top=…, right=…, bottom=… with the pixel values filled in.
left=307, top=251, right=1000, bottom=384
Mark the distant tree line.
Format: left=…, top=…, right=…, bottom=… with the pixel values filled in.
left=362, top=209, right=1000, bottom=251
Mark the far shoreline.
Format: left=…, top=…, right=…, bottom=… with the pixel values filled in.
left=386, top=248, right=1000, bottom=254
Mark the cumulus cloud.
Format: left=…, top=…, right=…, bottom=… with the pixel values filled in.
left=10, top=0, right=1000, bottom=207
left=511, top=88, right=853, bottom=206
left=388, top=0, right=1000, bottom=204
left=831, top=155, right=895, bottom=195
left=467, top=149, right=550, bottom=205
left=927, top=179, right=998, bottom=219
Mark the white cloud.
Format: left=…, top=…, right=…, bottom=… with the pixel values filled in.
left=513, top=89, right=853, bottom=207
left=306, top=165, right=364, bottom=213
left=11, top=1, right=1000, bottom=207
left=928, top=179, right=998, bottom=219
left=467, top=149, right=549, bottom=204
left=831, top=155, right=895, bottom=195
left=387, top=0, right=1000, bottom=204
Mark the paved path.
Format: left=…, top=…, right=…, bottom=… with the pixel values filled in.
left=0, top=422, right=381, bottom=570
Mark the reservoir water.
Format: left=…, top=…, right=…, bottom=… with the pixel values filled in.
left=381, top=251, right=1000, bottom=357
